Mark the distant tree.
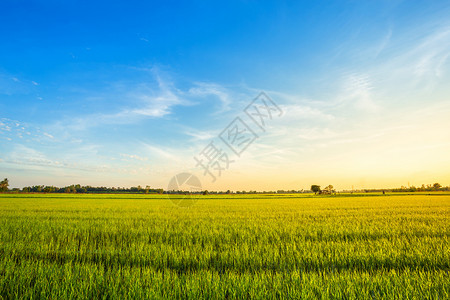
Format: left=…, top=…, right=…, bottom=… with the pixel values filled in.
left=433, top=183, right=441, bottom=190
left=0, top=178, right=9, bottom=192
left=203, top=190, right=209, bottom=195
left=409, top=186, right=417, bottom=192
left=324, top=185, right=334, bottom=194
left=76, top=187, right=87, bottom=193
left=311, top=185, right=321, bottom=194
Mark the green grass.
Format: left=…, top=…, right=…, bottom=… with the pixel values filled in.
left=0, top=193, right=449, bottom=299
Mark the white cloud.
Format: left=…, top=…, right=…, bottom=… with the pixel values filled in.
left=280, top=104, right=335, bottom=121
left=0, top=118, right=56, bottom=143
left=120, top=153, right=148, bottom=161
left=142, top=143, right=184, bottom=162
left=130, top=91, right=181, bottom=118
left=409, top=27, right=450, bottom=78
left=188, top=82, right=233, bottom=113
left=374, top=28, right=392, bottom=58
left=183, top=129, right=216, bottom=141
left=365, top=25, right=450, bottom=95
left=6, top=145, right=58, bottom=167
left=55, top=68, right=195, bottom=131
left=340, top=73, right=379, bottom=112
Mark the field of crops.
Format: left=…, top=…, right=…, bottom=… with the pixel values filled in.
left=0, top=193, right=448, bottom=298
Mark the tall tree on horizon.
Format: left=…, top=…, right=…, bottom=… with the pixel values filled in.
left=311, top=185, right=321, bottom=194
left=0, top=178, right=9, bottom=192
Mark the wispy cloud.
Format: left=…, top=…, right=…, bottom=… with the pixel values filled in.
left=338, top=73, right=379, bottom=112
left=183, top=129, right=216, bottom=141
left=0, top=118, right=55, bottom=143
left=188, top=82, right=233, bottom=113
left=366, top=24, right=450, bottom=94
left=43, top=132, right=54, bottom=139
left=120, top=153, right=148, bottom=161
left=0, top=72, right=38, bottom=95
left=374, top=28, right=393, bottom=58
left=4, top=144, right=69, bottom=170
left=49, top=68, right=195, bottom=131
left=142, top=143, right=186, bottom=163
left=409, top=27, right=450, bottom=78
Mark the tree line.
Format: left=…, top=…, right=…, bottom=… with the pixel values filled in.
left=1, top=180, right=164, bottom=194
left=0, top=178, right=449, bottom=194
left=390, top=183, right=448, bottom=192
left=310, top=183, right=449, bottom=194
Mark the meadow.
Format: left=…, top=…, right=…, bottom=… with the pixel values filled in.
left=0, top=193, right=448, bottom=299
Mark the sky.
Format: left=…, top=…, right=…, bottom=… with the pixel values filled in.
left=1, top=0, right=450, bottom=191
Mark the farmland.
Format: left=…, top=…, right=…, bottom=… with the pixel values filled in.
left=0, top=193, right=449, bottom=299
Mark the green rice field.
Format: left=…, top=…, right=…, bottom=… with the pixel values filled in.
left=0, top=193, right=449, bottom=299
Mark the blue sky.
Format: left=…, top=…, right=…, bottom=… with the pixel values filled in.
left=1, top=0, right=450, bottom=190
